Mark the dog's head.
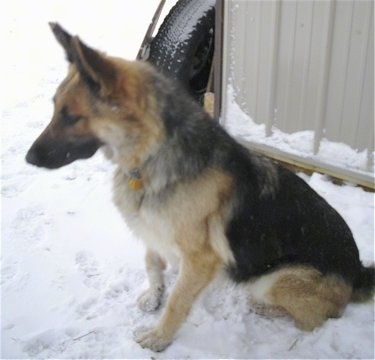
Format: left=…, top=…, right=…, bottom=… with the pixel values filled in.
left=26, top=23, right=164, bottom=170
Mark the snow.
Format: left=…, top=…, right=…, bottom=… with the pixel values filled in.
left=1, top=1, right=374, bottom=359
left=224, top=85, right=373, bottom=177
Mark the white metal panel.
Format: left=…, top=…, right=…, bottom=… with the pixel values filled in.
left=222, top=0, right=374, bottom=187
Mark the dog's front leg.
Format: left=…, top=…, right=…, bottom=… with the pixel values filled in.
left=135, top=247, right=222, bottom=352
left=138, top=249, right=166, bottom=312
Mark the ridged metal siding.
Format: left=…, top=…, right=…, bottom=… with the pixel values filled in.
left=222, top=0, right=374, bottom=187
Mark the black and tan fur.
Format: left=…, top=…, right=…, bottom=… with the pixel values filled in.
left=26, top=23, right=375, bottom=352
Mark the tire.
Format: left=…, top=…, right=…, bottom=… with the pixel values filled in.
left=147, top=0, right=215, bottom=102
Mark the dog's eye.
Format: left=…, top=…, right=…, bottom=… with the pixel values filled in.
left=60, top=107, right=83, bottom=126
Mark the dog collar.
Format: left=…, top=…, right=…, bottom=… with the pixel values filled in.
left=128, top=169, right=143, bottom=191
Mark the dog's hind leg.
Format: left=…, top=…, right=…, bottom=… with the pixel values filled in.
left=267, top=267, right=352, bottom=331
left=135, top=246, right=222, bottom=352
left=138, top=249, right=166, bottom=312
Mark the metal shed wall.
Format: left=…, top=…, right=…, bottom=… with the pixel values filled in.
left=221, top=0, right=374, bottom=187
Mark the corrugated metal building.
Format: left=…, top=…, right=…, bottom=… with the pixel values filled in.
left=220, top=0, right=374, bottom=188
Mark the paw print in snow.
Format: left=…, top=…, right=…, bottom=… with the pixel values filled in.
left=75, top=251, right=102, bottom=289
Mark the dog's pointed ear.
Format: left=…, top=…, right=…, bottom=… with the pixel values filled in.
left=71, top=36, right=117, bottom=96
left=49, top=22, right=116, bottom=96
left=49, top=22, right=75, bottom=62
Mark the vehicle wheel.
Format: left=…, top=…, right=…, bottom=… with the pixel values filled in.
left=147, top=0, right=215, bottom=103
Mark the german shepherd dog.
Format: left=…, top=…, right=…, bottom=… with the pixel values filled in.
left=26, top=23, right=374, bottom=352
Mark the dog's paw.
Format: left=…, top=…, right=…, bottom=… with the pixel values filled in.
left=134, top=326, right=171, bottom=352
left=248, top=297, right=287, bottom=318
left=137, top=286, right=164, bottom=313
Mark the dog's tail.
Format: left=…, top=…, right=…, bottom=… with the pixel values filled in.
left=351, top=264, right=375, bottom=302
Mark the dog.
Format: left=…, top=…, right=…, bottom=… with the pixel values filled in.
left=26, top=23, right=374, bottom=352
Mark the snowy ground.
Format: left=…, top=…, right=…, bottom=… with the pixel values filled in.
left=1, top=1, right=374, bottom=359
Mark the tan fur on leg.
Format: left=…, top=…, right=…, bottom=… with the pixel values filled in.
left=138, top=249, right=166, bottom=312
left=267, top=267, right=352, bottom=331
left=135, top=246, right=222, bottom=351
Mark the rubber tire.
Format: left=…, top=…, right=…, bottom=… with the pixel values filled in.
left=148, top=0, right=215, bottom=102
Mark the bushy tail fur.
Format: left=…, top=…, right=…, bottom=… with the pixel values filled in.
left=351, top=265, right=375, bottom=302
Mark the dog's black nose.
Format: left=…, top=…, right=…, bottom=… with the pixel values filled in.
left=26, top=149, right=39, bottom=166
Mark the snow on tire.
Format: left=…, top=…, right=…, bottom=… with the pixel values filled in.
left=148, top=0, right=215, bottom=102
